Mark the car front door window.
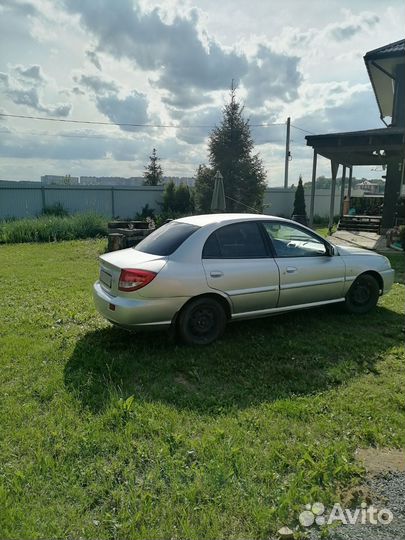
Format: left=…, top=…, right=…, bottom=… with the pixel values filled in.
left=263, top=223, right=327, bottom=257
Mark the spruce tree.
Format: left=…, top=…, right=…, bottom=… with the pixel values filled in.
left=292, top=175, right=307, bottom=221
left=195, top=88, right=266, bottom=212
left=143, top=148, right=163, bottom=186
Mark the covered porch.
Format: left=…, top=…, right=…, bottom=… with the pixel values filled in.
left=305, top=126, right=405, bottom=233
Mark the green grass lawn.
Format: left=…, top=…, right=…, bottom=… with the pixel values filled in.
left=0, top=240, right=404, bottom=539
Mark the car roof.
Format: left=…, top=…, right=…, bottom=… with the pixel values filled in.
left=176, top=213, right=286, bottom=227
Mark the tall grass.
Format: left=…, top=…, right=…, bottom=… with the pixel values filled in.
left=0, top=213, right=107, bottom=244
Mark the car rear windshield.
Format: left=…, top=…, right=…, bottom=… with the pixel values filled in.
left=135, top=221, right=200, bottom=256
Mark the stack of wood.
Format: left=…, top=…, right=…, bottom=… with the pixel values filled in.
left=107, top=220, right=154, bottom=252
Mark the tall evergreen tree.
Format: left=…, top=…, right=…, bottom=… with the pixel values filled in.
left=195, top=88, right=266, bottom=212
left=143, top=148, right=163, bottom=186
left=292, top=174, right=307, bottom=220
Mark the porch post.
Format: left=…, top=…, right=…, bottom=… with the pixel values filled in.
left=382, top=155, right=403, bottom=230
left=329, top=161, right=339, bottom=233
left=309, top=149, right=317, bottom=227
left=339, top=166, right=347, bottom=217
left=347, top=166, right=353, bottom=199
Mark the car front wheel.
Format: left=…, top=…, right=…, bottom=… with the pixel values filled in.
left=344, top=274, right=380, bottom=314
left=178, top=297, right=226, bottom=345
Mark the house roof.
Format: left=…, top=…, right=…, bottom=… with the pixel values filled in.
left=364, top=39, right=405, bottom=120
left=306, top=126, right=404, bottom=140
left=364, top=39, right=405, bottom=60
left=305, top=126, right=405, bottom=166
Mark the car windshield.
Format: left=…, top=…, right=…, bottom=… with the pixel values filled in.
left=135, top=221, right=200, bottom=256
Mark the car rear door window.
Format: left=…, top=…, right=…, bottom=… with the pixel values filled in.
left=203, top=222, right=268, bottom=258
left=136, top=221, right=199, bottom=256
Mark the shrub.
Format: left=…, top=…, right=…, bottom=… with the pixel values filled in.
left=194, top=164, right=214, bottom=213
left=161, top=181, right=177, bottom=212
left=161, top=181, right=194, bottom=214
left=0, top=213, right=107, bottom=244
left=70, top=213, right=107, bottom=239
left=174, top=183, right=194, bottom=213
left=41, top=202, right=69, bottom=217
left=153, top=211, right=189, bottom=228
left=134, top=204, right=155, bottom=220
left=312, top=214, right=340, bottom=225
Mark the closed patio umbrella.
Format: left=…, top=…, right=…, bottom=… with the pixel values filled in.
left=210, top=170, right=226, bottom=212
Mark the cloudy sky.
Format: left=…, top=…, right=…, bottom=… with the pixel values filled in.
left=0, top=0, right=404, bottom=184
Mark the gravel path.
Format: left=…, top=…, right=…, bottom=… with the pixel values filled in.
left=309, top=472, right=405, bottom=540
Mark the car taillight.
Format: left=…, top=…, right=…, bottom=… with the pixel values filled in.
left=118, top=269, right=157, bottom=292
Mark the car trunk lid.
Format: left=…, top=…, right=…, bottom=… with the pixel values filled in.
left=98, top=248, right=167, bottom=296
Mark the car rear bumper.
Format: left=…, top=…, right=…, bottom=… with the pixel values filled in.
left=93, top=281, right=187, bottom=330
left=381, top=268, right=395, bottom=295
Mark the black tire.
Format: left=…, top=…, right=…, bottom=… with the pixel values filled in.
left=344, top=274, right=380, bottom=314
left=178, top=297, right=226, bottom=345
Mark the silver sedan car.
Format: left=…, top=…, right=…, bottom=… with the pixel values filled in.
left=93, top=214, right=395, bottom=345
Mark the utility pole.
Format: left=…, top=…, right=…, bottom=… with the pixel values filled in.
left=284, top=116, right=291, bottom=189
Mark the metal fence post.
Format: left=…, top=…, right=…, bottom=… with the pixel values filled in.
left=111, top=187, right=115, bottom=218
left=41, top=185, right=46, bottom=212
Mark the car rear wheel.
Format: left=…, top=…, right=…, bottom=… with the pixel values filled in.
left=344, top=274, right=380, bottom=314
left=178, top=297, right=226, bottom=345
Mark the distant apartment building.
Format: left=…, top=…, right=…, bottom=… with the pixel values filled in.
left=40, top=174, right=195, bottom=187
left=79, top=176, right=144, bottom=186
left=41, top=175, right=79, bottom=185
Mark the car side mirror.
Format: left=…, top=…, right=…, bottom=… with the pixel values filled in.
left=326, top=243, right=335, bottom=256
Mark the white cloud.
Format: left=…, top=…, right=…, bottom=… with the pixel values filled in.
left=0, top=0, right=404, bottom=183
left=73, top=73, right=119, bottom=95
left=95, top=91, right=150, bottom=130
left=0, top=66, right=72, bottom=116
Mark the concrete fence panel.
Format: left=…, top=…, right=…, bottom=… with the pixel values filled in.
left=44, top=186, right=112, bottom=216
left=264, top=188, right=342, bottom=218
left=0, top=183, right=351, bottom=220
left=113, top=187, right=164, bottom=218
left=0, top=185, right=43, bottom=218
left=263, top=189, right=295, bottom=217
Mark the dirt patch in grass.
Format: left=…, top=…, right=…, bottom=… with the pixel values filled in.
left=355, top=448, right=405, bottom=475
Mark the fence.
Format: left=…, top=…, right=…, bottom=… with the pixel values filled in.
left=263, top=188, right=344, bottom=218
left=0, top=182, right=351, bottom=220
left=0, top=183, right=164, bottom=219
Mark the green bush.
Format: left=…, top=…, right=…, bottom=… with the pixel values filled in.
left=134, top=204, right=155, bottom=220
left=0, top=213, right=107, bottom=244
left=161, top=181, right=194, bottom=214
left=41, top=202, right=69, bottom=217
left=312, top=214, right=340, bottom=225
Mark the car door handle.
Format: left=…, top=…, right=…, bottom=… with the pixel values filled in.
left=286, top=266, right=297, bottom=274
left=210, top=271, right=223, bottom=278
